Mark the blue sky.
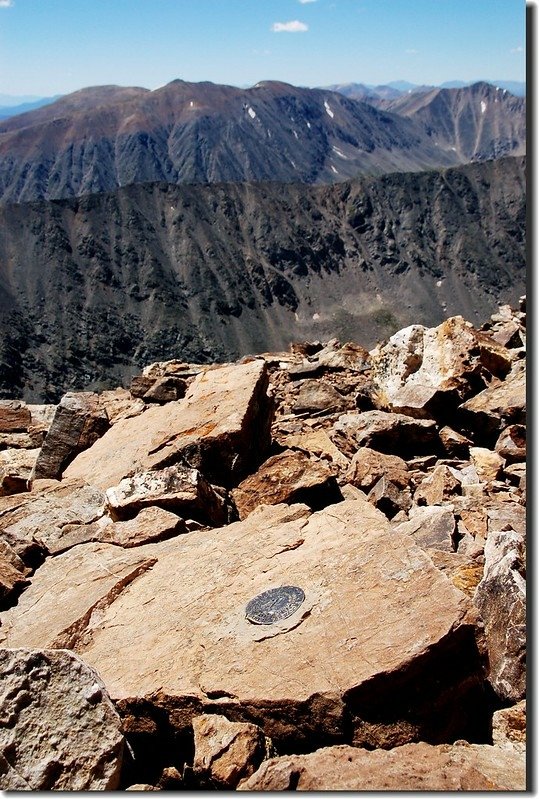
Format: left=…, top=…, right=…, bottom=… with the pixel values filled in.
left=0, top=0, right=526, bottom=98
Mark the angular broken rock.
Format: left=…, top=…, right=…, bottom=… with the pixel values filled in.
left=492, top=700, right=526, bottom=752
left=469, top=447, right=505, bottom=483
left=0, top=539, right=29, bottom=603
left=0, top=497, right=482, bottom=750
left=495, top=424, right=526, bottom=463
left=367, top=475, right=411, bottom=519
left=238, top=741, right=525, bottom=791
left=346, top=447, right=409, bottom=492
left=414, top=464, right=461, bottom=506
left=369, top=317, right=512, bottom=421
left=0, top=479, right=107, bottom=559
left=439, top=425, right=472, bottom=458
left=473, top=527, right=526, bottom=702
left=458, top=360, right=526, bottom=441
left=231, top=450, right=341, bottom=519
left=32, top=392, right=110, bottom=480
left=192, top=714, right=268, bottom=788
left=58, top=506, right=187, bottom=552
left=292, top=380, right=346, bottom=415
left=0, top=400, right=32, bottom=433
left=0, top=447, right=40, bottom=495
left=275, top=428, right=350, bottom=474
left=332, top=410, right=439, bottom=459
left=0, top=648, right=124, bottom=790
left=393, top=505, right=457, bottom=553
left=105, top=464, right=229, bottom=526
left=64, top=360, right=273, bottom=490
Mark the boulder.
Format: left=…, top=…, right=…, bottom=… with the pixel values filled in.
left=192, top=714, right=268, bottom=788
left=470, top=447, right=505, bottom=483
left=105, top=464, right=229, bottom=526
left=439, top=426, right=472, bottom=458
left=473, top=528, right=526, bottom=702
left=0, top=479, right=106, bottom=559
left=55, top=507, right=187, bottom=552
left=64, top=360, right=273, bottom=490
left=369, top=317, right=512, bottom=421
left=0, top=540, right=29, bottom=603
left=98, top=388, right=145, bottom=425
left=346, top=447, right=409, bottom=492
left=0, top=400, right=31, bottom=433
left=458, top=360, right=526, bottom=441
left=367, top=476, right=412, bottom=519
left=332, top=410, right=439, bottom=459
left=0, top=648, right=124, bottom=790
left=32, top=392, right=110, bottom=480
left=239, top=741, right=525, bottom=791
left=231, top=450, right=341, bottom=519
left=292, top=380, right=346, bottom=415
left=492, top=700, right=526, bottom=752
left=0, top=498, right=485, bottom=750
left=393, top=506, right=457, bottom=553
left=0, top=447, right=40, bottom=495
left=414, top=465, right=461, bottom=506
left=275, top=428, right=350, bottom=473
left=495, top=424, right=526, bottom=463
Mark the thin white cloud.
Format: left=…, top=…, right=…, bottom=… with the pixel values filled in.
left=272, top=20, right=309, bottom=32
left=405, top=48, right=418, bottom=54
left=0, top=0, right=14, bottom=8
left=299, top=0, right=317, bottom=4
left=511, top=45, right=524, bottom=53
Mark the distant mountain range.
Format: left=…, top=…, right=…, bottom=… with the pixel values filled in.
left=322, top=79, right=526, bottom=100
left=0, top=80, right=525, bottom=204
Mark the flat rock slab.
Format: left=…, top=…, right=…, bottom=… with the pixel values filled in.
left=0, top=497, right=476, bottom=746
left=231, top=450, right=339, bottom=519
left=0, top=479, right=106, bottom=559
left=0, top=648, right=124, bottom=790
left=64, top=360, right=272, bottom=489
left=239, top=741, right=526, bottom=791
left=332, top=410, right=439, bottom=459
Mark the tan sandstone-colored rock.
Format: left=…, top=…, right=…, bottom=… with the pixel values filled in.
left=393, top=505, right=457, bottom=552
left=292, top=379, right=346, bottom=415
left=105, top=464, right=228, bottom=526
left=0, top=539, right=29, bottom=601
left=239, top=741, right=525, bottom=791
left=275, top=428, right=350, bottom=473
left=459, top=360, right=526, bottom=437
left=0, top=479, right=106, bottom=558
left=414, top=464, right=461, bottom=505
left=470, top=447, right=505, bottom=483
left=0, top=447, right=40, bottom=495
left=0, top=648, right=124, bottom=790
left=0, top=400, right=31, bottom=433
left=369, top=317, right=512, bottom=420
left=32, top=392, right=110, bottom=480
left=346, top=447, right=409, bottom=492
left=64, top=360, right=273, bottom=490
left=332, top=410, right=439, bottom=459
left=0, top=497, right=481, bottom=750
left=192, top=714, right=268, bottom=788
left=231, top=450, right=340, bottom=519
left=492, top=700, right=526, bottom=752
left=495, top=424, right=526, bottom=463
left=474, top=527, right=526, bottom=702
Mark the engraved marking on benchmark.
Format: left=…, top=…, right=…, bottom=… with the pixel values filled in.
left=245, top=586, right=305, bottom=625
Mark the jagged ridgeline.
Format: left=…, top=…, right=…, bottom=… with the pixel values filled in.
left=0, top=156, right=526, bottom=401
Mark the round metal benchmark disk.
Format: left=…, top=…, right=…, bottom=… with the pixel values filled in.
left=245, top=586, right=305, bottom=625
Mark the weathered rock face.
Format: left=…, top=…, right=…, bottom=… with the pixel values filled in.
left=369, top=316, right=513, bottom=420
left=239, top=741, right=526, bottom=791
left=473, top=527, right=526, bottom=702
left=0, top=498, right=485, bottom=752
left=332, top=410, right=439, bottom=458
left=32, top=392, right=110, bottom=480
left=0, top=400, right=32, bottom=433
left=0, top=648, right=124, bottom=790
left=459, top=360, right=526, bottom=441
left=492, top=700, right=526, bottom=752
left=192, top=714, right=269, bottom=788
left=105, top=464, right=229, bottom=526
left=64, top=360, right=273, bottom=489
left=231, top=450, right=341, bottom=519
left=346, top=447, right=409, bottom=492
